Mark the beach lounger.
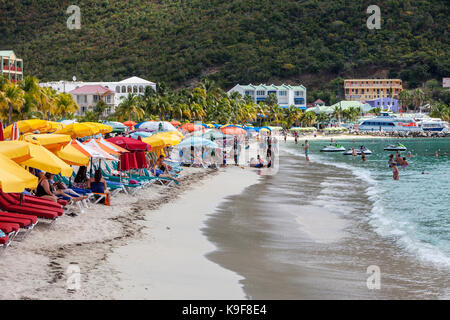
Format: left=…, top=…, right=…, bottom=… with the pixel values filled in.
left=1, top=192, right=63, bottom=216
left=0, top=193, right=60, bottom=222
left=0, top=233, right=10, bottom=249
left=0, top=222, right=19, bottom=244
left=0, top=215, right=35, bottom=240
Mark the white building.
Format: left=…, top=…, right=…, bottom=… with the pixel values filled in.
left=39, top=76, right=156, bottom=114
left=227, top=83, right=307, bottom=109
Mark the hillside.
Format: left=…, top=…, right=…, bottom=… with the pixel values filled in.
left=1, top=0, right=449, bottom=95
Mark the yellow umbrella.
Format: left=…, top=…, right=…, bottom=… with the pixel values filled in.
left=54, top=144, right=90, bottom=166
left=157, top=131, right=183, bottom=146
left=18, top=142, right=73, bottom=177
left=22, top=134, right=71, bottom=151
left=84, top=122, right=113, bottom=134
left=0, top=141, right=32, bottom=162
left=142, top=135, right=166, bottom=149
left=3, top=119, right=51, bottom=139
left=55, top=123, right=101, bottom=139
left=0, top=153, right=38, bottom=193
left=42, top=121, right=65, bottom=133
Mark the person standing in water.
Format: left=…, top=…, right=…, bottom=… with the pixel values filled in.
left=392, top=163, right=399, bottom=180
left=352, top=147, right=357, bottom=157
left=435, top=151, right=439, bottom=158
left=304, top=139, right=310, bottom=162
left=361, top=151, right=367, bottom=162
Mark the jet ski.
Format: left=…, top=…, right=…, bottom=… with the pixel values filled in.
left=343, top=146, right=373, bottom=155
left=320, top=144, right=346, bottom=152
left=384, top=143, right=407, bottom=151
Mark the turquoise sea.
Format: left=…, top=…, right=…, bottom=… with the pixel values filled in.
left=296, top=138, right=450, bottom=269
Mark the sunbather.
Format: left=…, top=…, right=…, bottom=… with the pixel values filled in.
left=152, top=155, right=180, bottom=182
left=88, top=169, right=111, bottom=204
left=73, top=166, right=89, bottom=189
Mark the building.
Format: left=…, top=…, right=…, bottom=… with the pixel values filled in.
left=0, top=50, right=24, bottom=83
left=69, top=85, right=115, bottom=115
left=344, top=79, right=402, bottom=101
left=314, top=99, right=325, bottom=107
left=39, top=76, right=156, bottom=114
left=366, top=97, right=399, bottom=112
left=227, top=84, right=307, bottom=109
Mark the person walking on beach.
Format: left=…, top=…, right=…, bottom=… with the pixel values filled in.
left=284, top=132, right=287, bottom=143
left=294, top=131, right=298, bottom=144
left=304, top=139, right=310, bottom=162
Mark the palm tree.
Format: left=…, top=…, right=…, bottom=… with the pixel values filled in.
left=0, top=82, right=25, bottom=125
left=284, top=105, right=302, bottom=127
left=398, top=90, right=411, bottom=111
left=332, top=105, right=342, bottom=125
left=115, top=93, right=144, bottom=121
left=412, top=89, right=425, bottom=113
left=55, top=93, right=79, bottom=119
left=301, top=111, right=317, bottom=127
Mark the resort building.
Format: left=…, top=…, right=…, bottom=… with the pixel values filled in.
left=366, top=97, right=400, bottom=112
left=344, top=79, right=403, bottom=101
left=0, top=50, right=24, bottom=83
left=39, top=76, right=156, bottom=113
left=227, top=84, right=307, bottom=109
left=69, top=85, right=115, bottom=116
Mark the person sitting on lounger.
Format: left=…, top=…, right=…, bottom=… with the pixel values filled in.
left=36, top=173, right=85, bottom=203
left=73, top=166, right=89, bottom=189
left=153, top=155, right=180, bottom=182
left=88, top=169, right=111, bottom=204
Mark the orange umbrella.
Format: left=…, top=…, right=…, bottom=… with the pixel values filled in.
left=97, top=137, right=129, bottom=153
left=123, top=121, right=137, bottom=129
left=179, top=123, right=205, bottom=132
left=83, top=139, right=120, bottom=156
left=221, top=126, right=246, bottom=135
left=170, top=120, right=181, bottom=127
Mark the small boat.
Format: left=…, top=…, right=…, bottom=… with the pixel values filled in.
left=343, top=146, right=372, bottom=155
left=320, top=144, right=346, bottom=152
left=384, top=143, right=407, bottom=151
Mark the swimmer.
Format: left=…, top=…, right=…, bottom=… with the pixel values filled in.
left=435, top=151, right=439, bottom=158
left=406, top=151, right=413, bottom=158
left=393, top=163, right=399, bottom=180
left=352, top=147, right=357, bottom=157
left=361, top=151, right=366, bottom=162
left=401, top=157, right=409, bottom=169
left=388, top=154, right=394, bottom=167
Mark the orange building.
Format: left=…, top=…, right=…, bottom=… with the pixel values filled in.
left=344, top=79, right=402, bottom=102
left=0, top=50, right=24, bottom=83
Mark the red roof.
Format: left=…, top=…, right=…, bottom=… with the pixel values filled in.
left=314, top=99, right=324, bottom=103
left=69, top=85, right=113, bottom=95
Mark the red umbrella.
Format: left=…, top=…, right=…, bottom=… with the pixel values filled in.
left=123, top=121, right=137, bottom=129
left=135, top=151, right=148, bottom=169
left=0, top=121, right=4, bottom=141
left=180, top=123, right=205, bottom=132
left=119, top=153, right=130, bottom=171
left=107, top=137, right=151, bottom=152
left=221, top=126, right=246, bottom=135
left=170, top=120, right=181, bottom=127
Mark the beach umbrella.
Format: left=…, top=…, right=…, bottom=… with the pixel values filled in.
left=18, top=142, right=73, bottom=177
left=122, top=120, right=137, bottom=129
left=103, top=121, right=127, bottom=133
left=0, top=141, right=32, bottom=162
left=84, top=139, right=120, bottom=158
left=71, top=140, right=117, bottom=161
left=0, top=153, right=38, bottom=193
left=97, top=137, right=129, bottom=153
left=179, top=123, right=205, bottom=132
left=138, top=121, right=177, bottom=132
left=22, top=134, right=71, bottom=151
left=176, top=137, right=219, bottom=149
left=59, top=119, right=77, bottom=126
left=106, top=136, right=151, bottom=152
left=54, top=144, right=90, bottom=166
left=55, top=123, right=101, bottom=139
left=3, top=120, right=50, bottom=140
left=170, top=120, right=181, bottom=127
left=221, top=126, right=246, bottom=135
left=0, top=121, right=4, bottom=141
left=202, top=129, right=225, bottom=140
left=213, top=124, right=222, bottom=128
left=84, top=122, right=113, bottom=135
left=142, top=131, right=183, bottom=149
left=129, top=131, right=154, bottom=140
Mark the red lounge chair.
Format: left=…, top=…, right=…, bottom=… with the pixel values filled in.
left=0, top=234, right=9, bottom=245
left=1, top=192, right=63, bottom=215
left=0, top=211, right=37, bottom=225
left=9, top=193, right=63, bottom=210
left=0, top=215, right=35, bottom=240
left=0, top=193, right=59, bottom=221
left=0, top=222, right=20, bottom=234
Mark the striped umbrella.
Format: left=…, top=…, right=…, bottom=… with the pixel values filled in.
left=11, top=122, right=20, bottom=141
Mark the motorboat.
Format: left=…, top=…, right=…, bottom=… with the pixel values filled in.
left=343, top=146, right=372, bottom=155
left=320, top=144, right=346, bottom=152
left=384, top=143, right=407, bottom=151
left=358, top=112, right=422, bottom=133
left=416, top=118, right=449, bottom=133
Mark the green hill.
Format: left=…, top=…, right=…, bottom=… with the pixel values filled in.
left=1, top=0, right=449, bottom=94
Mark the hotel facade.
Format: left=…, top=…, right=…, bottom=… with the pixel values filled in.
left=39, top=76, right=156, bottom=115
left=344, top=79, right=403, bottom=102
left=0, top=50, right=24, bottom=83
left=227, top=84, right=307, bottom=109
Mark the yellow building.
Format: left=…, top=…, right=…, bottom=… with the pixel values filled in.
left=0, top=50, right=24, bottom=83
left=344, top=79, right=402, bottom=102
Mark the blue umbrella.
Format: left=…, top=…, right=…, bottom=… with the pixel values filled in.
left=177, top=137, right=219, bottom=149
left=129, top=131, right=154, bottom=139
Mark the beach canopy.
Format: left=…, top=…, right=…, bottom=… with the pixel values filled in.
left=179, top=123, right=205, bottom=133
left=3, top=119, right=51, bottom=139
left=71, top=140, right=116, bottom=160
left=0, top=153, right=38, bottom=193
left=0, top=141, right=32, bottom=162
left=22, top=133, right=71, bottom=151
left=55, top=122, right=101, bottom=138
left=18, top=142, right=73, bottom=177
left=103, top=121, right=127, bottom=133
left=176, top=137, right=219, bottom=149
left=136, top=121, right=177, bottom=132
left=54, top=144, right=90, bottom=166
left=97, top=137, right=129, bottom=153
left=106, top=136, right=151, bottom=152
left=221, top=126, right=246, bottom=135
left=84, top=139, right=120, bottom=158
left=142, top=131, right=183, bottom=149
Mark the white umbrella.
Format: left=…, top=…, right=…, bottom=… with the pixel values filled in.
left=137, top=121, right=177, bottom=132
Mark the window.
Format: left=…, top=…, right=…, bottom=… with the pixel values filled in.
left=122, top=86, right=126, bottom=93
left=77, top=95, right=87, bottom=104
left=105, top=95, right=112, bottom=103
left=278, top=91, right=287, bottom=96
left=116, top=86, right=120, bottom=93
left=93, top=95, right=99, bottom=102
left=256, top=90, right=265, bottom=96
left=295, top=91, right=303, bottom=97
left=139, top=86, right=144, bottom=93
left=133, top=85, right=138, bottom=93
left=127, top=86, right=132, bottom=93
